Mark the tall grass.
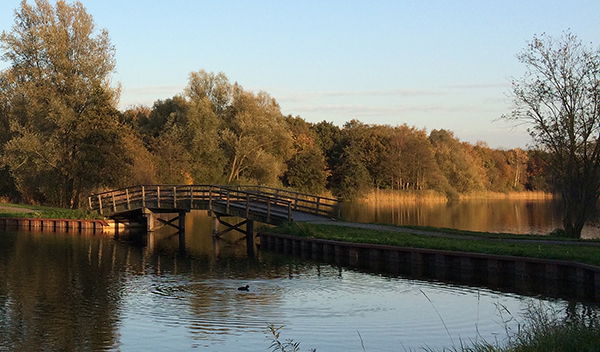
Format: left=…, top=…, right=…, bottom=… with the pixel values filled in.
left=459, top=301, right=600, bottom=352
left=360, top=190, right=555, bottom=204
left=459, top=191, right=555, bottom=201
left=266, top=302, right=600, bottom=352
left=361, top=189, right=448, bottom=203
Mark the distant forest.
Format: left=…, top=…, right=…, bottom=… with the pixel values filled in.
left=1, top=69, right=551, bottom=206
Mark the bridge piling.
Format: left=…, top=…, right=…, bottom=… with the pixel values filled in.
left=246, top=220, right=254, bottom=256
left=178, top=211, right=186, bottom=252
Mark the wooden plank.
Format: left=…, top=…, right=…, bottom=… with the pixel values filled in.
left=173, top=186, right=177, bottom=208
left=246, top=194, right=250, bottom=217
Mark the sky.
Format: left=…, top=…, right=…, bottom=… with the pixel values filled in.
left=2, top=1, right=600, bottom=149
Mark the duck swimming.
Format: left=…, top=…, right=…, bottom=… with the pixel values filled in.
left=238, top=285, right=249, bottom=291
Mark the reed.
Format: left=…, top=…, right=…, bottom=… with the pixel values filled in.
left=459, top=191, right=556, bottom=201
left=460, top=302, right=600, bottom=352
left=360, top=189, right=448, bottom=204
left=359, top=190, right=556, bottom=204
left=266, top=300, right=600, bottom=352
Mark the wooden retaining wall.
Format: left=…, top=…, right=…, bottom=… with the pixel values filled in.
left=0, top=217, right=108, bottom=233
left=259, top=232, right=600, bottom=302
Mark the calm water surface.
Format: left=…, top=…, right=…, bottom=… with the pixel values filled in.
left=0, top=209, right=592, bottom=351
left=343, top=198, right=600, bottom=238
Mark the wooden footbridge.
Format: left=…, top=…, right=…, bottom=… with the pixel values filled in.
left=88, top=185, right=341, bottom=247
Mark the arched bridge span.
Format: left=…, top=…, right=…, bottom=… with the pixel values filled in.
left=88, top=184, right=341, bottom=234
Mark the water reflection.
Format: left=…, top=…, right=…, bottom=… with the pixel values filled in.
left=343, top=198, right=600, bottom=238
left=0, top=231, right=122, bottom=351
left=0, top=210, right=598, bottom=351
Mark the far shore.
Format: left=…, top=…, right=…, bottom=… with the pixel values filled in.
left=360, top=189, right=555, bottom=203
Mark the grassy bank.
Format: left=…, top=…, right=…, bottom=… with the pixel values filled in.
left=264, top=223, right=600, bottom=267
left=0, top=203, right=102, bottom=219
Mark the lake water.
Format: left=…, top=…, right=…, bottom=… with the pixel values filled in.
left=0, top=206, right=595, bottom=351
left=343, top=198, right=600, bottom=239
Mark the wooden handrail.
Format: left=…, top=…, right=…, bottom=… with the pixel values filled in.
left=88, top=184, right=341, bottom=221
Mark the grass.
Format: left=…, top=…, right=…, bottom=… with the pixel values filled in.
left=0, top=202, right=102, bottom=219
left=263, top=222, right=600, bottom=267
left=267, top=302, right=600, bottom=352
left=393, top=224, right=598, bottom=242
left=447, top=302, right=600, bottom=352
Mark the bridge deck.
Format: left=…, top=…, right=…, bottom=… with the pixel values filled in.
left=88, top=185, right=340, bottom=225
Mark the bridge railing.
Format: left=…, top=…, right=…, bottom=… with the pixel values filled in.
left=88, top=184, right=338, bottom=221
left=219, top=185, right=341, bottom=218
left=89, top=184, right=340, bottom=219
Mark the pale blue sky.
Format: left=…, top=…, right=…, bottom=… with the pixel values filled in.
left=2, top=1, right=600, bottom=148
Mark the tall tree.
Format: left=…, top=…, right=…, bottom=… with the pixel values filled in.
left=330, top=120, right=372, bottom=198
left=0, top=0, right=128, bottom=207
left=429, top=129, right=486, bottom=196
left=221, top=87, right=293, bottom=185
left=283, top=116, right=329, bottom=194
left=504, top=32, right=600, bottom=238
left=183, top=70, right=227, bottom=183
left=388, top=125, right=441, bottom=191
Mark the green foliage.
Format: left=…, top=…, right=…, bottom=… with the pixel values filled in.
left=222, top=89, right=293, bottom=185
left=492, top=302, right=600, bottom=352
left=430, top=129, right=486, bottom=194
left=0, top=0, right=129, bottom=208
left=284, top=116, right=329, bottom=193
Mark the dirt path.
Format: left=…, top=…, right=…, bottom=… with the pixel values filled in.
left=0, top=205, right=35, bottom=213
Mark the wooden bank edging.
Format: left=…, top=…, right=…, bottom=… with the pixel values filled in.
left=0, top=217, right=108, bottom=233
left=258, top=231, right=600, bottom=300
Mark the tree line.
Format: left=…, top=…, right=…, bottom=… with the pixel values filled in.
left=0, top=1, right=553, bottom=210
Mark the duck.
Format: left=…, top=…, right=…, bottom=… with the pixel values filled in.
left=237, top=285, right=250, bottom=291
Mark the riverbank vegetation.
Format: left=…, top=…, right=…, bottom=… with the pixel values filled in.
left=265, top=223, right=600, bottom=266
left=267, top=302, right=600, bottom=352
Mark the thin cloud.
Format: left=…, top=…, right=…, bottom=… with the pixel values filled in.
left=442, top=82, right=509, bottom=90
left=123, top=85, right=184, bottom=96
left=290, top=103, right=501, bottom=117
left=278, top=88, right=440, bottom=103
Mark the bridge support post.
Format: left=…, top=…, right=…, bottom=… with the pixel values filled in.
left=178, top=211, right=186, bottom=252
left=212, top=236, right=221, bottom=257
left=246, top=220, right=254, bottom=257
left=212, top=212, right=220, bottom=237
left=144, top=210, right=155, bottom=232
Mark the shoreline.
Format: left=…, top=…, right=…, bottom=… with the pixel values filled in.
left=360, top=190, right=556, bottom=203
